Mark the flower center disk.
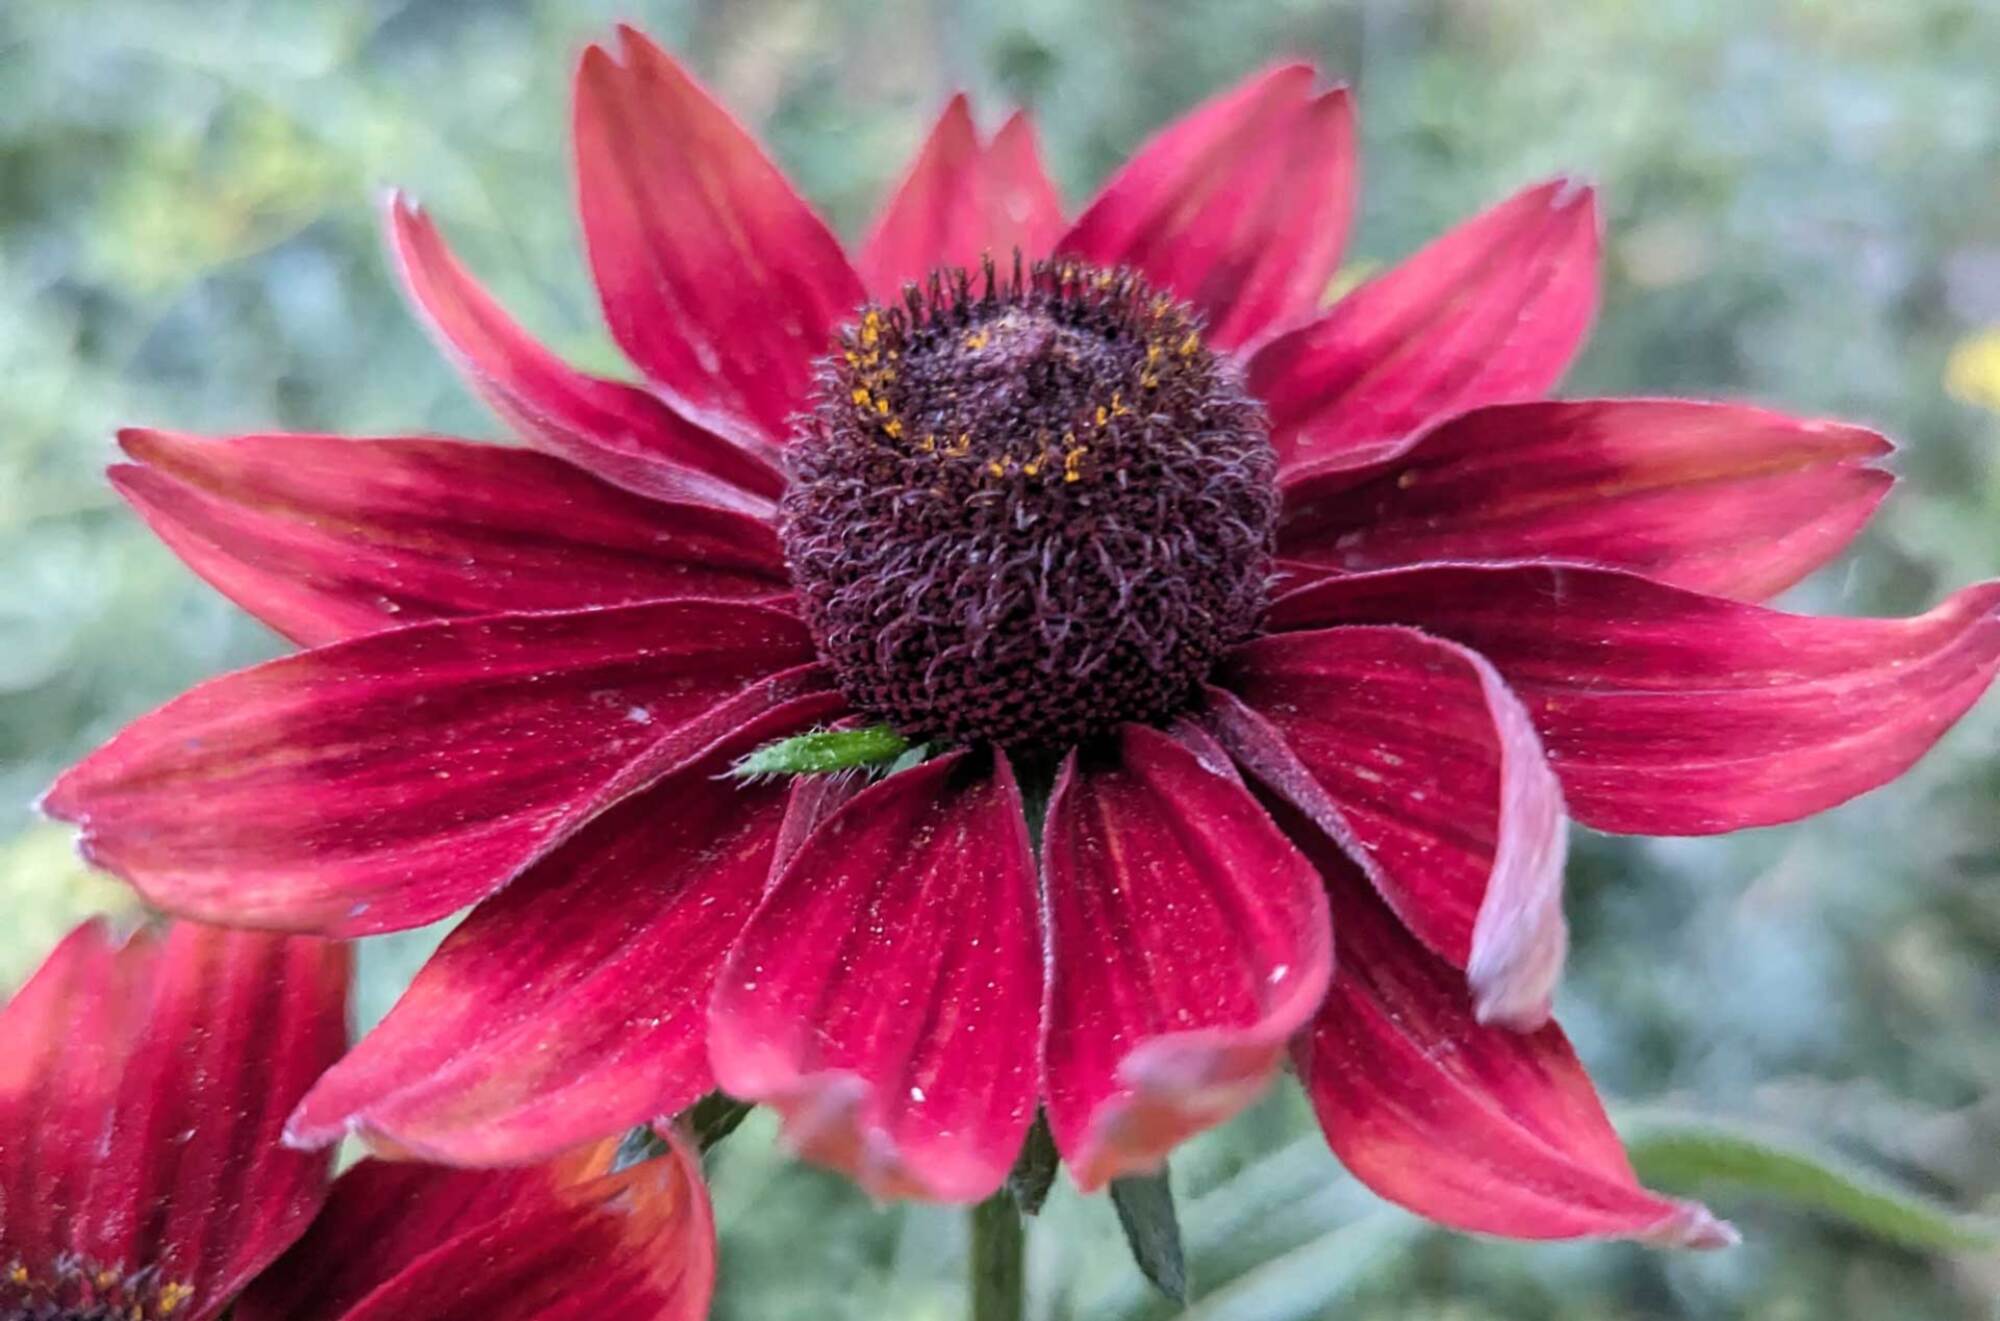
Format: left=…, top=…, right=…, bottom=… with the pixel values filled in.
left=780, top=258, right=1278, bottom=750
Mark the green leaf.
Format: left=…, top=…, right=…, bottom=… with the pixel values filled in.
left=1112, top=1167, right=1190, bottom=1304
left=728, top=725, right=909, bottom=778
left=1622, top=1111, right=1998, bottom=1252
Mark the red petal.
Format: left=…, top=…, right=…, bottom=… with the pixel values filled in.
left=859, top=99, right=1066, bottom=299
left=1041, top=725, right=1332, bottom=1191
left=1251, top=179, right=1599, bottom=475
left=113, top=428, right=789, bottom=647
left=286, top=698, right=837, bottom=1164
left=574, top=28, right=865, bottom=445
left=1279, top=399, right=1892, bottom=601
left=387, top=194, right=782, bottom=512
left=1213, top=622, right=1568, bottom=1029
left=708, top=750, right=1041, bottom=1202
left=1060, top=65, right=1356, bottom=351
left=0, top=920, right=347, bottom=1321
left=236, top=1133, right=714, bottom=1321
left=1289, top=824, right=1731, bottom=1246
left=43, top=601, right=828, bottom=936
left=1271, top=563, right=2000, bottom=834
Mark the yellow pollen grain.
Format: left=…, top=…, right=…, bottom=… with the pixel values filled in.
left=917, top=433, right=935, bottom=452
left=1063, top=446, right=1088, bottom=482
left=159, top=1282, right=196, bottom=1315
left=883, top=418, right=904, bottom=439
left=946, top=433, right=971, bottom=457
left=963, top=330, right=989, bottom=350
left=1094, top=405, right=1108, bottom=426
left=851, top=387, right=871, bottom=407
left=7, top=1263, right=28, bottom=1285
left=1178, top=331, right=1200, bottom=356
left=874, top=398, right=891, bottom=416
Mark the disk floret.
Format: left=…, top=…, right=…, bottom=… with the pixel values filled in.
left=780, top=256, right=1278, bottom=749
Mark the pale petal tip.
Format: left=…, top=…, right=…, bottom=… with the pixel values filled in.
left=1652, top=1198, right=1741, bottom=1251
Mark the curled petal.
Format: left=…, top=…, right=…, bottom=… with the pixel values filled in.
left=1061, top=64, right=1356, bottom=350
left=1251, top=179, right=1599, bottom=475
left=387, top=193, right=782, bottom=512
left=236, top=1132, right=714, bottom=1321
left=860, top=98, right=1066, bottom=298
left=709, top=750, right=1042, bottom=1202
left=1279, top=399, right=1892, bottom=601
left=286, top=697, right=838, bottom=1165
left=574, top=27, right=865, bottom=444
left=1289, top=824, right=1732, bottom=1247
left=1212, top=622, right=1568, bottom=1029
left=43, top=601, right=828, bottom=935
left=0, top=920, right=347, bottom=1321
left=113, top=428, right=788, bottom=647
left=1041, top=725, right=1332, bottom=1191
left=1271, top=563, right=2000, bottom=834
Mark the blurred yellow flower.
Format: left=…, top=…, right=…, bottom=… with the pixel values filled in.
left=0, top=823, right=142, bottom=993
left=1945, top=328, right=2000, bottom=413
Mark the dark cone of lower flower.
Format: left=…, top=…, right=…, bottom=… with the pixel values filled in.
left=780, top=257, right=1278, bottom=750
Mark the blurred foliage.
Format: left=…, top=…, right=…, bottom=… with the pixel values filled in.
left=3, top=0, right=1998, bottom=1316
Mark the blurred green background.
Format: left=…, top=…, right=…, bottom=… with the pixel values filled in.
left=4, top=0, right=1999, bottom=1316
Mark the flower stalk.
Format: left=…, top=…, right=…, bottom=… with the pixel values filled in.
left=970, top=1190, right=1026, bottom=1321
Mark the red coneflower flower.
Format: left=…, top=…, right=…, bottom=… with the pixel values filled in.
left=43, top=26, right=2000, bottom=1243
left=0, top=917, right=714, bottom=1321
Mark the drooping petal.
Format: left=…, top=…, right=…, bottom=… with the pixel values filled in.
left=236, top=1133, right=714, bottom=1321
left=1041, top=725, right=1332, bottom=1191
left=708, top=750, right=1042, bottom=1202
left=574, top=27, right=865, bottom=444
left=1279, top=399, right=1892, bottom=601
left=1288, top=822, right=1731, bottom=1247
left=1, top=921, right=144, bottom=1307
left=286, top=697, right=839, bottom=1165
left=859, top=99, right=1066, bottom=298
left=1212, top=622, right=1568, bottom=1029
left=1060, top=64, right=1356, bottom=350
left=1270, top=563, right=2000, bottom=834
left=1251, top=179, right=1599, bottom=475
left=113, top=428, right=789, bottom=647
left=43, top=601, right=829, bottom=935
left=387, top=194, right=783, bottom=512
left=0, top=920, right=347, bottom=1321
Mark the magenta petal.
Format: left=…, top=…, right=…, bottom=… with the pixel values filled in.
left=43, top=601, right=828, bottom=936
left=285, top=699, right=837, bottom=1165
left=1290, top=828, right=1731, bottom=1247
left=708, top=750, right=1041, bottom=1202
left=387, top=194, right=782, bottom=512
left=1279, top=399, right=1893, bottom=601
left=0, top=921, right=348, bottom=1321
left=574, top=28, right=865, bottom=445
left=1060, top=64, right=1356, bottom=351
left=1214, top=622, right=1568, bottom=1029
left=237, top=1133, right=714, bottom=1321
left=1041, top=725, right=1332, bottom=1191
left=1271, top=563, right=2000, bottom=834
left=112, top=428, right=789, bottom=647
left=859, top=98, right=1066, bottom=299
left=1251, top=179, right=1599, bottom=476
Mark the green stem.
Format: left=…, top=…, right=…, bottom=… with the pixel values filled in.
left=970, top=1190, right=1026, bottom=1321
